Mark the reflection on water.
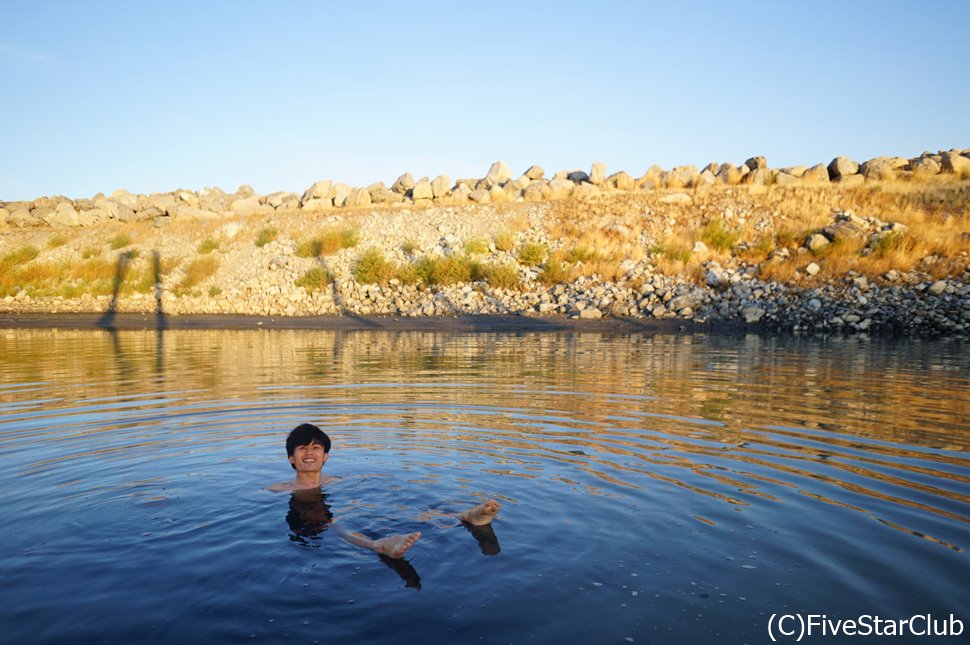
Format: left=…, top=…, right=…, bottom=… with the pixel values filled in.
left=0, top=328, right=967, bottom=643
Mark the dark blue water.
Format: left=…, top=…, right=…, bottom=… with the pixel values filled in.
left=0, top=330, right=967, bottom=643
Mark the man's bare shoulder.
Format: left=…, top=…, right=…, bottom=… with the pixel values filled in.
left=266, top=475, right=340, bottom=492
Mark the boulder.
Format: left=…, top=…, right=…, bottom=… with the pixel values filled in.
left=47, top=202, right=81, bottom=227
left=941, top=151, right=970, bottom=177
left=391, top=173, right=415, bottom=194
left=702, top=162, right=720, bottom=175
left=110, top=189, right=139, bottom=209
left=696, top=170, right=717, bottom=187
left=347, top=188, right=371, bottom=207
left=266, top=191, right=299, bottom=208
left=173, top=204, right=220, bottom=220
left=469, top=189, right=491, bottom=203
left=573, top=182, right=600, bottom=196
left=412, top=178, right=434, bottom=201
left=589, top=162, right=607, bottom=185
left=827, top=156, right=859, bottom=179
left=742, top=306, right=765, bottom=324
left=781, top=165, right=808, bottom=177
left=716, top=163, right=742, bottom=185
left=332, top=183, right=353, bottom=207
left=235, top=184, right=256, bottom=198
left=452, top=184, right=473, bottom=203
left=9, top=207, right=39, bottom=226
left=664, top=165, right=699, bottom=189
left=430, top=175, right=452, bottom=198
left=802, top=164, right=830, bottom=183
left=485, top=161, right=512, bottom=186
left=489, top=185, right=509, bottom=202
left=302, top=198, right=333, bottom=211
left=775, top=172, right=800, bottom=187
left=743, top=168, right=773, bottom=186
left=523, top=165, right=545, bottom=180
left=548, top=179, right=575, bottom=199
left=744, top=156, right=767, bottom=170
left=523, top=181, right=551, bottom=201
left=861, top=159, right=896, bottom=181
left=608, top=171, right=635, bottom=191
left=909, top=156, right=941, bottom=177
left=835, top=174, right=865, bottom=188
left=302, top=180, right=333, bottom=205
left=638, top=165, right=664, bottom=189
left=805, top=262, right=821, bottom=276
left=230, top=195, right=266, bottom=216
left=566, top=170, right=590, bottom=184
left=806, top=233, right=830, bottom=251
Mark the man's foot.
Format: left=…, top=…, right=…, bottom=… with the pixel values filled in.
left=370, top=532, right=421, bottom=559
left=457, top=499, right=501, bottom=526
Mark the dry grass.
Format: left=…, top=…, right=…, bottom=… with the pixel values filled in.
left=415, top=255, right=477, bottom=286
left=463, top=237, right=489, bottom=255
left=197, top=238, right=219, bottom=254
left=299, top=227, right=360, bottom=257
left=255, top=226, right=278, bottom=247
left=516, top=242, right=548, bottom=266
left=176, top=255, right=220, bottom=293
left=494, top=230, right=516, bottom=252
left=478, top=262, right=521, bottom=290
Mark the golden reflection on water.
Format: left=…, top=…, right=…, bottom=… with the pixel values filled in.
left=0, top=328, right=967, bottom=550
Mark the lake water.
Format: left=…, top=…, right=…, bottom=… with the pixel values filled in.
left=0, top=328, right=967, bottom=643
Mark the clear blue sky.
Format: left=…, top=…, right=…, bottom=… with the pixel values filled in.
left=2, top=1, right=968, bottom=201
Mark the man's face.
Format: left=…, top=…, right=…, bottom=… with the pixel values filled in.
left=289, top=441, right=327, bottom=473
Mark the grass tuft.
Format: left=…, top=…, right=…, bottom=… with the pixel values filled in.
left=108, top=234, right=131, bottom=250
left=255, top=227, right=278, bottom=247
left=295, top=266, right=332, bottom=292
left=516, top=241, right=548, bottom=266
left=353, top=249, right=398, bottom=285
left=197, top=238, right=219, bottom=254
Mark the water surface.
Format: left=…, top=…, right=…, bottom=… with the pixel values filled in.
left=0, top=329, right=967, bottom=643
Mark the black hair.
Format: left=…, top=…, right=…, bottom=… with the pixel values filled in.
left=286, top=423, right=331, bottom=469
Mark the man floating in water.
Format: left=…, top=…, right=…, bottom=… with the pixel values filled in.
left=268, top=423, right=501, bottom=559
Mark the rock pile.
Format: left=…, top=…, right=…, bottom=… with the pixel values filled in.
left=3, top=148, right=969, bottom=229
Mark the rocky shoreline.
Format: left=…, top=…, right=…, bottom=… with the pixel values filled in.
left=2, top=150, right=968, bottom=337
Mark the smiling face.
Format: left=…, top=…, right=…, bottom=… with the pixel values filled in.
left=288, top=440, right=328, bottom=474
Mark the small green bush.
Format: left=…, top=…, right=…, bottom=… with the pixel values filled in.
left=296, top=238, right=324, bottom=258
left=353, top=249, right=397, bottom=285
left=480, top=263, right=521, bottom=290
left=295, top=266, right=332, bottom=292
left=415, top=255, right=476, bottom=286
left=566, top=245, right=595, bottom=263
left=0, top=246, right=39, bottom=274
left=108, top=234, right=131, bottom=250
left=516, top=241, right=548, bottom=267
left=463, top=237, right=489, bottom=255
left=401, top=240, right=419, bottom=255
left=47, top=235, right=69, bottom=249
left=699, top=219, right=740, bottom=251
left=538, top=260, right=571, bottom=285
left=197, top=238, right=219, bottom=254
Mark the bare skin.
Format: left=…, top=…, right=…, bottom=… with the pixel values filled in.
left=339, top=529, right=423, bottom=559
left=457, top=499, right=501, bottom=525
left=271, top=438, right=500, bottom=559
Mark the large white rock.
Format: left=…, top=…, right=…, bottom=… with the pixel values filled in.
left=827, top=156, right=859, bottom=179
left=589, top=162, right=607, bottom=185
left=430, top=175, right=452, bottom=198
left=47, top=202, right=80, bottom=227
left=523, top=165, right=545, bottom=180
left=942, top=151, right=970, bottom=176
left=302, top=180, right=333, bottom=205
left=332, top=183, right=352, bottom=206
left=412, top=178, right=434, bottom=200
left=485, top=161, right=512, bottom=185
